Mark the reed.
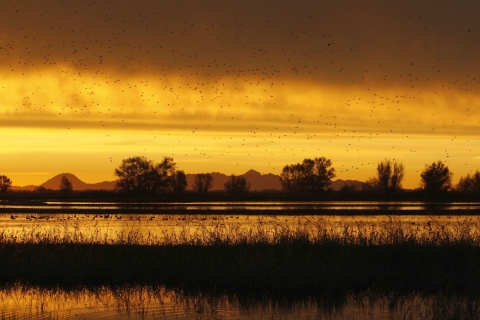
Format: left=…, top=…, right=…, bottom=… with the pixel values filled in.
left=1, top=216, right=480, bottom=295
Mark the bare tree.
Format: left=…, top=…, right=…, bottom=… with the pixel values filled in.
left=193, top=174, right=213, bottom=194
left=224, top=175, right=250, bottom=196
left=0, top=175, right=12, bottom=193
left=369, top=160, right=405, bottom=193
left=420, top=161, right=452, bottom=194
left=59, top=175, right=73, bottom=193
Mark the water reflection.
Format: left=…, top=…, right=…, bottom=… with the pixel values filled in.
left=2, top=201, right=480, bottom=212
left=0, top=285, right=479, bottom=319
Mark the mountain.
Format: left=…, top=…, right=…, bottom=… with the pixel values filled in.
left=185, top=170, right=282, bottom=191
left=329, top=179, right=364, bottom=191
left=185, top=170, right=362, bottom=191
left=40, top=173, right=117, bottom=191
left=242, top=169, right=282, bottom=191
left=11, top=171, right=363, bottom=192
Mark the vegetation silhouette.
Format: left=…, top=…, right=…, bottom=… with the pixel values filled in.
left=421, top=161, right=453, bottom=196
left=114, top=156, right=185, bottom=194
left=224, top=175, right=250, bottom=196
left=280, top=157, right=335, bottom=193
left=457, top=170, right=480, bottom=195
left=3, top=155, right=480, bottom=201
left=59, top=175, right=73, bottom=193
left=0, top=175, right=12, bottom=193
left=171, top=170, right=187, bottom=193
left=364, top=160, right=404, bottom=195
left=193, top=173, right=214, bottom=194
left=2, top=217, right=480, bottom=296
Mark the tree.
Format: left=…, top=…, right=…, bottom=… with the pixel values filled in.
left=171, top=170, right=187, bottom=193
left=34, top=185, right=48, bottom=192
left=367, top=160, right=405, bottom=194
left=154, top=157, right=177, bottom=193
left=114, top=156, right=178, bottom=194
left=420, top=161, right=453, bottom=194
left=193, top=173, right=214, bottom=194
left=279, top=163, right=304, bottom=193
left=224, top=175, right=250, bottom=196
left=456, top=171, right=480, bottom=194
left=115, top=156, right=156, bottom=193
left=59, top=175, right=73, bottom=193
left=280, top=157, right=335, bottom=193
left=0, top=175, right=12, bottom=193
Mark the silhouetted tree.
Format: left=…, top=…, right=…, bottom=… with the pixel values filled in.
left=420, top=161, right=452, bottom=195
left=339, top=184, right=359, bottom=196
left=34, top=185, right=48, bottom=192
left=366, top=160, right=404, bottom=194
left=193, top=173, right=214, bottom=194
left=154, top=157, right=177, bottom=193
left=171, top=170, right=187, bottom=193
left=456, top=170, right=480, bottom=194
left=115, top=156, right=178, bottom=194
left=280, top=157, right=335, bottom=193
left=224, top=175, right=250, bottom=196
left=279, top=163, right=304, bottom=193
left=362, top=177, right=377, bottom=192
left=0, top=175, right=12, bottom=193
left=59, top=175, right=73, bottom=193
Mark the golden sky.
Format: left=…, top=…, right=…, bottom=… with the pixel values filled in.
left=1, top=0, right=479, bottom=188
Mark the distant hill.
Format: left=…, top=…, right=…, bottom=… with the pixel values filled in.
left=11, top=171, right=363, bottom=192
left=10, top=185, right=37, bottom=191
left=185, top=170, right=363, bottom=191
left=185, top=169, right=282, bottom=191
left=39, top=173, right=117, bottom=191
left=330, top=179, right=364, bottom=191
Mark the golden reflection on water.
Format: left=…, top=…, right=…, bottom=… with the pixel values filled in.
left=0, top=285, right=479, bottom=320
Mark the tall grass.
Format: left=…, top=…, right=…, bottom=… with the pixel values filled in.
left=1, top=216, right=480, bottom=295
left=1, top=215, right=480, bottom=246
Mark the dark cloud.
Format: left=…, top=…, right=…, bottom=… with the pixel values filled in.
left=1, top=0, right=480, bottom=187
left=1, top=0, right=479, bottom=86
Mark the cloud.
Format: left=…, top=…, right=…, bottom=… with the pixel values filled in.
left=1, top=0, right=480, bottom=188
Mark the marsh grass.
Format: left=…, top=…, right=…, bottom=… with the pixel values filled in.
left=1, top=216, right=480, bottom=296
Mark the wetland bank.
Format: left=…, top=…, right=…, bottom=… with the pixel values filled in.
left=1, top=201, right=480, bottom=318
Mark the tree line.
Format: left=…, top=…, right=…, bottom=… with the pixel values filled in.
left=112, top=156, right=250, bottom=195
left=280, top=157, right=480, bottom=196
left=1, top=156, right=479, bottom=197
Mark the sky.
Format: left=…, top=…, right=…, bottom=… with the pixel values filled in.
left=1, top=0, right=479, bottom=188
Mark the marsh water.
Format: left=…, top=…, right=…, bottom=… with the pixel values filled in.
left=1, top=201, right=480, bottom=319
left=2, top=285, right=479, bottom=320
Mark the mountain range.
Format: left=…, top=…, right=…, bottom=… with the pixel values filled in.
left=11, top=170, right=363, bottom=192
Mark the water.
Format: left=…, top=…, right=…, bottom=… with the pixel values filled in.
left=1, top=201, right=480, bottom=318
left=0, top=285, right=478, bottom=319
left=3, top=200, right=480, bottom=211
left=1, top=211, right=479, bottom=244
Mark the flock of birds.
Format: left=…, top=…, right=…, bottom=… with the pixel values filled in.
left=1, top=1, right=478, bottom=183
left=8, top=213, right=241, bottom=223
